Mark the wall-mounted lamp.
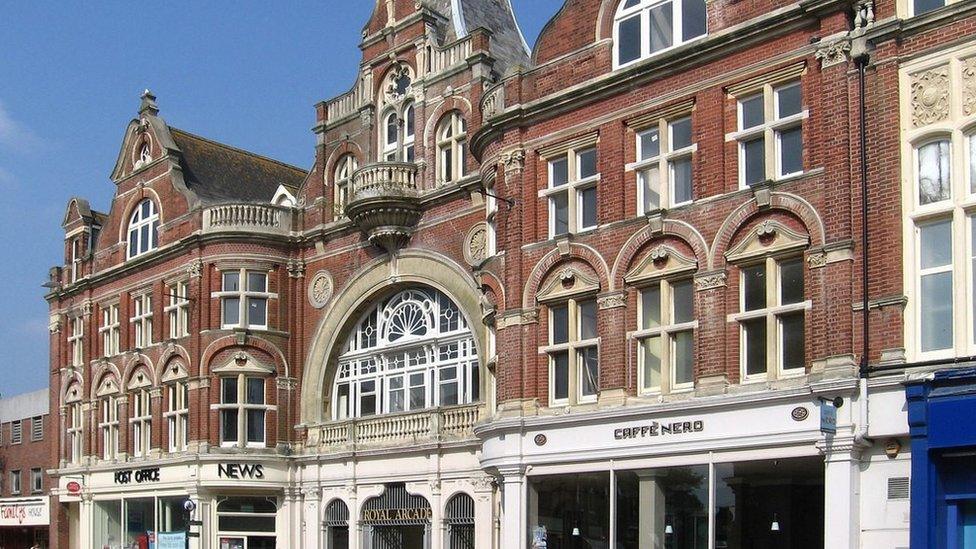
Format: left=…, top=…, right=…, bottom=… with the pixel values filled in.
left=771, top=514, right=780, bottom=532
left=665, top=524, right=674, bottom=535
left=571, top=527, right=581, bottom=536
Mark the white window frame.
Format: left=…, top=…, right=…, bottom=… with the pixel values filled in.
left=629, top=116, right=697, bottom=214
left=165, top=381, right=190, bottom=453
left=100, top=303, right=120, bottom=357
left=613, top=0, right=708, bottom=69
left=126, top=199, right=160, bottom=259
left=540, top=147, right=600, bottom=237
left=31, top=416, right=42, bottom=442
left=99, top=397, right=120, bottom=460
left=130, top=388, right=152, bottom=457
left=30, top=468, right=42, bottom=493
left=486, top=191, right=498, bottom=257
left=165, top=280, right=190, bottom=339
left=67, top=402, right=83, bottom=464
left=908, top=0, right=950, bottom=17
left=633, top=278, right=698, bottom=394
left=729, top=256, right=810, bottom=382
left=437, top=112, right=468, bottom=184
left=333, top=154, right=359, bottom=217
left=216, top=375, right=271, bottom=449
left=70, top=237, right=81, bottom=283
left=10, top=470, right=20, bottom=495
left=131, top=292, right=154, bottom=348
left=69, top=316, right=84, bottom=367
left=10, top=420, right=22, bottom=445
left=215, top=269, right=274, bottom=330
left=403, top=102, right=416, bottom=162
left=729, top=81, right=807, bottom=188
left=542, top=298, right=599, bottom=406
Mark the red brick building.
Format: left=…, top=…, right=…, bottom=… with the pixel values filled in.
left=0, top=390, right=52, bottom=548
left=45, top=0, right=976, bottom=547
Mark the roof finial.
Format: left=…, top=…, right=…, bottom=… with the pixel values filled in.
left=139, top=89, right=159, bottom=116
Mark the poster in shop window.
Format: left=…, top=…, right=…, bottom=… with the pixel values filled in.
left=156, top=531, right=186, bottom=549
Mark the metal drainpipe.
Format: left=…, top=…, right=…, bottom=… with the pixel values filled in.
left=855, top=49, right=872, bottom=447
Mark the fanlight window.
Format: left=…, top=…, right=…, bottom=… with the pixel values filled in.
left=332, top=287, right=480, bottom=420
left=127, top=199, right=159, bottom=259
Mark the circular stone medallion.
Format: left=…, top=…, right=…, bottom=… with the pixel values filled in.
left=791, top=406, right=810, bottom=422
left=308, top=270, right=335, bottom=309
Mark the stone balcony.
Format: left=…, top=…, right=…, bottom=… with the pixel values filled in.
left=305, top=404, right=483, bottom=453
left=202, top=203, right=293, bottom=236
left=346, top=162, right=422, bottom=253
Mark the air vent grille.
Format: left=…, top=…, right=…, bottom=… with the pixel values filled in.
left=887, top=477, right=910, bottom=500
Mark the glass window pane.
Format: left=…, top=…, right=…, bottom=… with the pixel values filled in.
left=641, top=286, right=661, bottom=329
left=921, top=271, right=953, bottom=352
left=578, top=148, right=598, bottom=179
left=672, top=280, right=694, bottom=323
left=247, top=272, right=267, bottom=292
left=972, top=218, right=976, bottom=343
left=778, top=126, right=803, bottom=176
left=670, top=118, right=693, bottom=150
left=641, top=166, right=661, bottom=212
left=552, top=351, right=570, bottom=400
left=617, top=467, right=709, bottom=549
left=640, top=129, right=661, bottom=160
left=618, top=15, right=642, bottom=64
left=740, top=95, right=764, bottom=129
left=222, top=377, right=239, bottom=404
left=671, top=157, right=693, bottom=204
left=743, top=137, right=766, bottom=186
left=246, top=409, right=264, bottom=443
left=248, top=297, right=267, bottom=327
left=743, top=317, right=767, bottom=376
left=779, top=258, right=804, bottom=305
left=222, top=409, right=238, bottom=442
left=673, top=330, right=694, bottom=384
left=581, top=186, right=598, bottom=229
left=776, top=83, right=802, bottom=118
left=551, top=305, right=569, bottom=344
left=223, top=272, right=240, bottom=291
left=579, top=347, right=599, bottom=396
left=649, top=2, right=673, bottom=53
left=681, top=0, right=707, bottom=40
left=918, top=140, right=951, bottom=205
left=780, top=311, right=805, bottom=370
left=360, top=393, right=377, bottom=417
left=580, top=300, right=598, bottom=340
left=550, top=158, right=569, bottom=187
left=532, top=473, right=610, bottom=547
left=246, top=378, right=264, bottom=404
left=440, top=367, right=459, bottom=406
left=552, top=192, right=569, bottom=235
left=743, top=264, right=766, bottom=311
left=920, top=220, right=952, bottom=269
left=126, top=497, right=155, bottom=544
left=913, top=0, right=945, bottom=15
left=641, top=336, right=662, bottom=390
left=93, top=500, right=122, bottom=549
left=223, top=298, right=241, bottom=326
left=140, top=224, right=150, bottom=253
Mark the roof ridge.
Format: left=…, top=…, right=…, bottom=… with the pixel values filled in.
left=168, top=126, right=309, bottom=175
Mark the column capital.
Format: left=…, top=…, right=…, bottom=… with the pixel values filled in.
left=817, top=435, right=872, bottom=461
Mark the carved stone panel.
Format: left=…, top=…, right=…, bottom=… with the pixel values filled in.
left=963, top=57, right=976, bottom=117
left=911, top=66, right=951, bottom=127
left=308, top=270, right=335, bottom=309
left=464, top=222, right=489, bottom=266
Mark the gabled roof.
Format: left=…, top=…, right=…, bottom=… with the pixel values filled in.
left=169, top=128, right=308, bottom=205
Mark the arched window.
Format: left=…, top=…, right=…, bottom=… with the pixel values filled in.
left=383, top=111, right=399, bottom=162
left=324, top=500, right=350, bottom=549
left=614, top=0, right=707, bottom=68
left=437, top=112, right=468, bottom=184
left=445, top=493, right=475, bottom=549
left=127, top=199, right=159, bottom=259
left=334, top=154, right=359, bottom=216
left=332, top=287, right=480, bottom=420
left=404, top=103, right=416, bottom=162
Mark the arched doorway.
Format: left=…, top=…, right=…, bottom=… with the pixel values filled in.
left=361, top=484, right=432, bottom=549
left=445, top=493, right=475, bottom=549
left=324, top=499, right=350, bottom=549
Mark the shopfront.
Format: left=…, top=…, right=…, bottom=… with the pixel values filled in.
left=907, top=368, right=976, bottom=549
left=0, top=496, right=50, bottom=548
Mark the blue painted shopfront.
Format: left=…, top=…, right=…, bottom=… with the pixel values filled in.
left=907, top=368, right=976, bottom=549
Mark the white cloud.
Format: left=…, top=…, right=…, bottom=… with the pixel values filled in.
left=0, top=99, right=41, bottom=154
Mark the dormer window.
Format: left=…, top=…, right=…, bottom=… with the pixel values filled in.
left=614, top=0, right=707, bottom=68
left=127, top=199, right=159, bottom=259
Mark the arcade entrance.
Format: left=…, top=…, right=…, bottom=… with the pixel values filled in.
left=361, top=484, right=432, bottom=549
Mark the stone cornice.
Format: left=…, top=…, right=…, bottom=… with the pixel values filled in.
left=858, top=2, right=976, bottom=49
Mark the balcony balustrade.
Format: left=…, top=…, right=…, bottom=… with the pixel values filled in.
left=202, top=203, right=292, bottom=236
left=346, top=161, right=422, bottom=252
left=308, top=404, right=483, bottom=452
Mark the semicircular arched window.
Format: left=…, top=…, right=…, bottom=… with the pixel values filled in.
left=127, top=199, right=160, bottom=259
left=614, top=0, right=707, bottom=68
left=332, top=287, right=480, bottom=420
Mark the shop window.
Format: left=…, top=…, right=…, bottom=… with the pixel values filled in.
left=437, top=111, right=468, bottom=184
left=159, top=497, right=191, bottom=536
left=30, top=468, right=42, bottom=493
left=165, top=381, right=190, bottom=452
left=734, top=81, right=805, bottom=187
left=10, top=470, right=20, bottom=495
left=634, top=116, right=695, bottom=213
left=543, top=299, right=599, bottom=406
left=531, top=472, right=610, bottom=548
left=333, top=154, right=359, bottom=217
left=31, top=415, right=43, bottom=441
left=130, top=388, right=152, bottom=457
left=616, top=466, right=709, bottom=547
left=543, top=146, right=599, bottom=237
left=94, top=500, right=122, bottom=548
left=131, top=292, right=154, bottom=348
left=99, top=397, right=120, bottom=460
left=69, top=316, right=84, bottom=367
left=127, top=199, right=159, bottom=259
left=217, top=497, right=278, bottom=549
left=166, top=280, right=190, bottom=339
left=636, top=278, right=696, bottom=393
left=218, top=269, right=272, bottom=330
left=10, top=419, right=21, bottom=444
left=219, top=375, right=267, bottom=448
left=100, top=303, right=120, bottom=356
left=734, top=257, right=808, bottom=380
left=332, top=287, right=480, bottom=420
left=614, top=0, right=707, bottom=67
left=68, top=402, right=83, bottom=464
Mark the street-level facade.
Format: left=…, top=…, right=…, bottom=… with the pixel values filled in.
left=45, top=0, right=976, bottom=548
left=0, top=389, right=53, bottom=548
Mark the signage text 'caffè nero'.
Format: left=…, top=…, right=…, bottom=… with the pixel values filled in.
left=614, top=420, right=705, bottom=440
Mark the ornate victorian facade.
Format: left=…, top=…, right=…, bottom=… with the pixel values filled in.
left=45, top=0, right=976, bottom=547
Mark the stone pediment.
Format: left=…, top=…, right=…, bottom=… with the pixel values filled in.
left=725, top=220, right=809, bottom=263
left=213, top=350, right=275, bottom=376
left=96, top=375, right=120, bottom=397
left=161, top=360, right=189, bottom=383
left=625, top=245, right=698, bottom=286
left=536, top=266, right=601, bottom=304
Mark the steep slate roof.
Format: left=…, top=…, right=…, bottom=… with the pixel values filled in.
left=425, top=0, right=530, bottom=75
left=169, top=128, right=308, bottom=205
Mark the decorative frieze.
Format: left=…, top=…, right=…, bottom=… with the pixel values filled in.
left=963, top=57, right=976, bottom=117
left=815, top=40, right=851, bottom=69
left=694, top=270, right=727, bottom=291
left=597, top=291, right=627, bottom=310
left=807, top=252, right=827, bottom=269
left=911, top=67, right=951, bottom=127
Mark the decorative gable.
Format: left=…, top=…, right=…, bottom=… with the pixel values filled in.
left=95, top=374, right=120, bottom=397
left=212, top=350, right=276, bottom=376
left=161, top=360, right=189, bottom=383
left=109, top=90, right=182, bottom=183
left=625, top=245, right=698, bottom=286
left=536, top=265, right=601, bottom=304
left=127, top=368, right=153, bottom=390
left=725, top=219, right=810, bottom=263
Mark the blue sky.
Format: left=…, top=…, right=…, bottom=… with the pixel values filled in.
left=0, top=0, right=564, bottom=397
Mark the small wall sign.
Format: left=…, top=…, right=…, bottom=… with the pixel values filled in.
left=218, top=463, right=265, bottom=480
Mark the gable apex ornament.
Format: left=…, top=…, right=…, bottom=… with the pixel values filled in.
left=139, top=89, right=159, bottom=116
